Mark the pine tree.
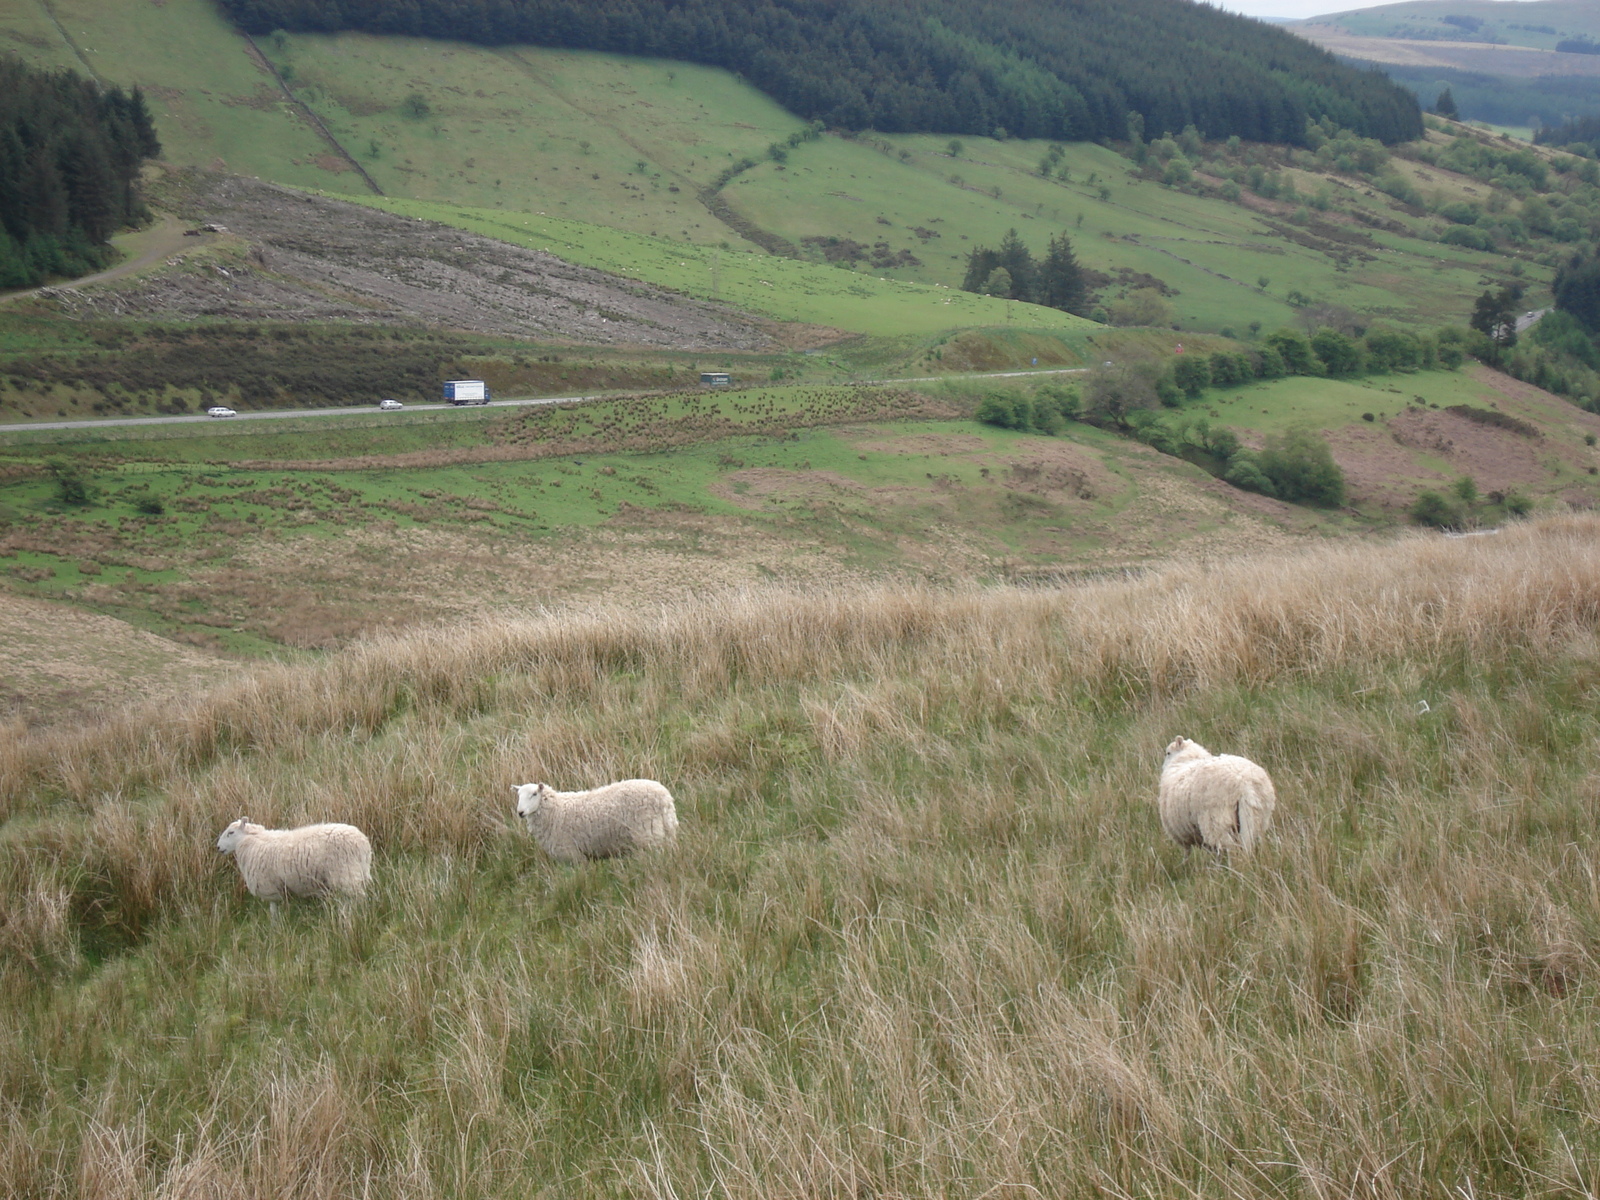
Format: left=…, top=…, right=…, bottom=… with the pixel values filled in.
left=1039, top=232, right=1087, bottom=314
left=1434, top=88, right=1458, bottom=120
left=994, top=228, right=1037, bottom=302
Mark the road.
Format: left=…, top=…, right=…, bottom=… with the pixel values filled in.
left=0, top=367, right=1091, bottom=436
left=0, top=217, right=198, bottom=306
left=1515, top=308, right=1549, bottom=335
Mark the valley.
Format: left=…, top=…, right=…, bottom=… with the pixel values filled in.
left=8, top=2, right=1600, bottom=1194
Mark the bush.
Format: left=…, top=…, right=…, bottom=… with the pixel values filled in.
left=1441, top=225, right=1495, bottom=251
left=1224, top=452, right=1277, bottom=498
left=1410, top=489, right=1462, bottom=529
left=46, top=458, right=92, bottom=507
left=133, top=494, right=165, bottom=516
left=1259, top=429, right=1345, bottom=505
left=1265, top=329, right=1321, bottom=375
left=1172, top=354, right=1211, bottom=398
left=975, top=390, right=1033, bottom=430
left=1311, top=329, right=1363, bottom=376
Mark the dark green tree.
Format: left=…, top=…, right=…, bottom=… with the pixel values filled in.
left=1259, top=429, right=1345, bottom=505
left=1038, top=233, right=1086, bottom=314
left=1434, top=88, right=1458, bottom=119
left=1172, top=353, right=1210, bottom=398
left=1469, top=284, right=1524, bottom=364
left=1554, top=251, right=1600, bottom=334
left=1311, top=328, right=1362, bottom=376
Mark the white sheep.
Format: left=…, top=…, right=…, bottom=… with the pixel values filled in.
left=215, top=818, right=372, bottom=915
left=1157, top=737, right=1276, bottom=854
left=512, top=779, right=678, bottom=862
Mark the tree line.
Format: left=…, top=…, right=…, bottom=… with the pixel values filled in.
left=960, top=228, right=1087, bottom=314
left=216, top=0, right=1421, bottom=145
left=0, top=54, right=160, bottom=289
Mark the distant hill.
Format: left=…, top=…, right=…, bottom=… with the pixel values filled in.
left=216, top=0, right=1423, bottom=145
left=1291, top=0, right=1600, bottom=128
left=1302, top=0, right=1600, bottom=49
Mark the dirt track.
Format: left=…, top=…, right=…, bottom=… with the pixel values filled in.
left=53, top=174, right=776, bottom=351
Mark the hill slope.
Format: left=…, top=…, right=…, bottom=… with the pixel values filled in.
left=4, top=520, right=1600, bottom=1195
left=219, top=0, right=1423, bottom=144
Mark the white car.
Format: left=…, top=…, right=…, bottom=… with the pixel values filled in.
left=206, top=406, right=237, bottom=418
left=378, top=398, right=404, bottom=411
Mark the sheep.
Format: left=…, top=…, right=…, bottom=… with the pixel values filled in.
left=1157, top=737, right=1276, bottom=854
left=512, top=779, right=678, bottom=862
left=215, top=818, right=372, bottom=915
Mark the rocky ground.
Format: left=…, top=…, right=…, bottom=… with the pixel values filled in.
left=55, top=172, right=775, bottom=351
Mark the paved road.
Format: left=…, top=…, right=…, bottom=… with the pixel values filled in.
left=0, top=366, right=1092, bottom=436
left=1515, top=308, right=1550, bottom=335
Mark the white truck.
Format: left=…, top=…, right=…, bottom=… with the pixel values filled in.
left=443, top=379, right=491, bottom=405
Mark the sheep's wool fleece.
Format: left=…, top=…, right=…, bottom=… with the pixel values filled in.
left=217, top=819, right=372, bottom=901
left=514, top=780, right=678, bottom=862
left=1157, top=737, right=1276, bottom=852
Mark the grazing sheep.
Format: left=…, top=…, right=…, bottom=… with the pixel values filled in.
left=1157, top=737, right=1276, bottom=854
left=216, top=818, right=372, bottom=915
left=512, top=779, right=678, bottom=862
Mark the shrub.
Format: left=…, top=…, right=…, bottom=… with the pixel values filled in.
left=1172, top=354, right=1211, bottom=398
left=1224, top=452, right=1277, bottom=497
left=1259, top=429, right=1345, bottom=505
left=1265, top=329, right=1321, bottom=375
left=975, top=390, right=1032, bottom=430
left=1410, top=489, right=1462, bottom=529
left=1311, top=329, right=1363, bottom=376
left=47, top=458, right=92, bottom=507
left=1441, top=225, right=1495, bottom=251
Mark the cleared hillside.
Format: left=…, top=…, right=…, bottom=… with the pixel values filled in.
left=5, top=519, right=1600, bottom=1196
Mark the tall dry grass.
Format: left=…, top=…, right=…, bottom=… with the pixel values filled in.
left=4, top=517, right=1600, bottom=1196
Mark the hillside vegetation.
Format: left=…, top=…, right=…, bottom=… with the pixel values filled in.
left=0, top=0, right=1565, bottom=343
left=4, top=520, right=1600, bottom=1195
left=0, top=55, right=160, bottom=287
left=219, top=0, right=1422, bottom=144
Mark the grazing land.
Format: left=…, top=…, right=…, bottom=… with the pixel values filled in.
left=4, top=520, right=1600, bottom=1196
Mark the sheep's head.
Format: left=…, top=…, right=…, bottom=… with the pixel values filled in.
left=513, top=783, right=548, bottom=819
left=216, top=817, right=255, bottom=854
left=1163, top=737, right=1210, bottom=767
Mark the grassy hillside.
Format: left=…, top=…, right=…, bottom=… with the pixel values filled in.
left=5, top=520, right=1600, bottom=1195
left=0, top=1, right=1553, bottom=338
left=0, top=379, right=1323, bottom=655
left=3, top=362, right=1597, bottom=662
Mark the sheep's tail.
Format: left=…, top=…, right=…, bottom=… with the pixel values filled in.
left=1236, top=779, right=1275, bottom=853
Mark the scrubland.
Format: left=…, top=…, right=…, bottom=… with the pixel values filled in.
left=4, top=517, right=1600, bottom=1196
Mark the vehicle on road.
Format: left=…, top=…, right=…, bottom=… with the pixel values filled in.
left=378, top=398, right=404, bottom=411
left=206, top=406, right=237, bottom=418
left=443, top=379, right=491, bottom=405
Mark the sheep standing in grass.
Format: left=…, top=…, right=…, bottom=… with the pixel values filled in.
left=215, top=818, right=372, bottom=915
left=1157, top=737, right=1276, bottom=854
left=512, top=780, right=678, bottom=862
